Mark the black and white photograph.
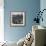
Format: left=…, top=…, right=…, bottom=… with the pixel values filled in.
left=10, top=12, right=25, bottom=26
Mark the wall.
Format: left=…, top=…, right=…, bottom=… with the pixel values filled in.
left=40, top=0, right=46, bottom=27
left=4, top=0, right=40, bottom=42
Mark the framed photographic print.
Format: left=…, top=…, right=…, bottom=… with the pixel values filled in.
left=10, top=11, right=25, bottom=26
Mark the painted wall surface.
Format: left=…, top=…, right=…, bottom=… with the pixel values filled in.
left=40, top=0, right=46, bottom=27
left=4, top=0, right=40, bottom=42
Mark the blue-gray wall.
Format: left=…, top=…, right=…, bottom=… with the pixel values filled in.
left=40, top=0, right=46, bottom=27
left=4, top=0, right=40, bottom=42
